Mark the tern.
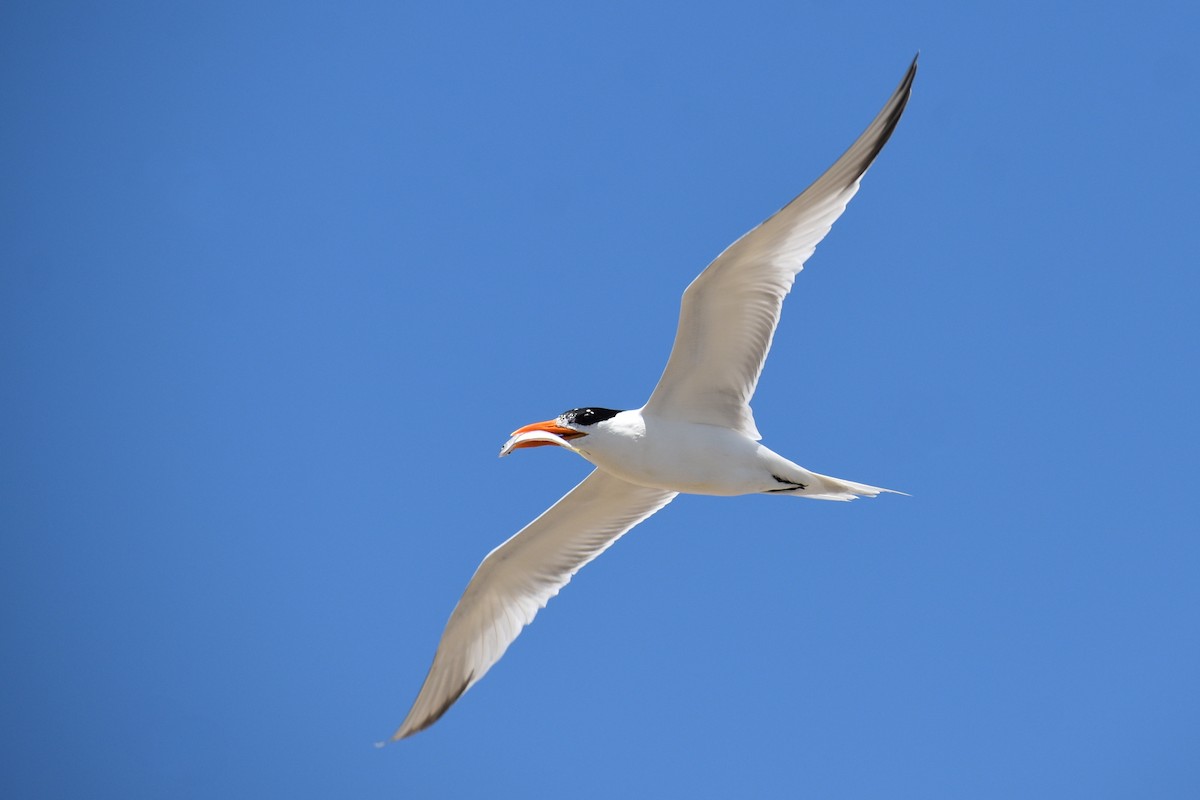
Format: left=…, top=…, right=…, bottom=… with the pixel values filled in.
left=390, top=56, right=916, bottom=741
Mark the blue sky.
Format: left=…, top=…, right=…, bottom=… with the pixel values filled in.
left=3, top=1, right=1198, bottom=797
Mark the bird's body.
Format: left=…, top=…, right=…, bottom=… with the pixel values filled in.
left=569, top=409, right=889, bottom=499
left=388, top=56, right=918, bottom=742
left=578, top=410, right=781, bottom=495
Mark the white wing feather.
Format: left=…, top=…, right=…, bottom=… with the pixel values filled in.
left=390, top=470, right=677, bottom=740
left=643, top=57, right=917, bottom=439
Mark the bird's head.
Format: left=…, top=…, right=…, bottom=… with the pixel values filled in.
left=501, top=407, right=623, bottom=455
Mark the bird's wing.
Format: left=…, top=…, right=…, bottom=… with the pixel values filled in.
left=643, top=56, right=917, bottom=440
left=390, top=469, right=677, bottom=740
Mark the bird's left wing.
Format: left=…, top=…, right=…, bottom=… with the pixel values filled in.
left=643, top=56, right=916, bottom=439
left=390, top=469, right=677, bottom=740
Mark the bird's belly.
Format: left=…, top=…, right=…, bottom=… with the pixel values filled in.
left=574, top=422, right=772, bottom=496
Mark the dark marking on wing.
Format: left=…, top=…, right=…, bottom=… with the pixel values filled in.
left=848, top=55, right=918, bottom=188
left=404, top=671, right=474, bottom=737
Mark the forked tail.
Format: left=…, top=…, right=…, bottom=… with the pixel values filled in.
left=767, top=463, right=905, bottom=501
left=802, top=471, right=905, bottom=501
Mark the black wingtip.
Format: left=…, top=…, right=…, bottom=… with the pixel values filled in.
left=901, top=54, right=919, bottom=102
left=899, top=54, right=919, bottom=101
left=391, top=670, right=475, bottom=742
left=851, top=54, right=918, bottom=180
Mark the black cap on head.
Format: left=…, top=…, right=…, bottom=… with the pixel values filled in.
left=560, top=407, right=623, bottom=427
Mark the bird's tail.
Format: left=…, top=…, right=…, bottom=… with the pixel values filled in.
left=799, top=470, right=905, bottom=501
left=761, top=449, right=904, bottom=501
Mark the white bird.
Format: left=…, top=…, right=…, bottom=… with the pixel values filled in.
left=389, top=56, right=917, bottom=741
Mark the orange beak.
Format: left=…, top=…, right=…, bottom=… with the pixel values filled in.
left=507, top=419, right=588, bottom=450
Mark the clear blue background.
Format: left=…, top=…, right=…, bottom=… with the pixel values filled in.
left=3, top=2, right=1197, bottom=797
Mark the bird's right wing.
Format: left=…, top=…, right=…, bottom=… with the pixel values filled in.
left=643, top=56, right=916, bottom=439
left=390, top=469, right=677, bottom=740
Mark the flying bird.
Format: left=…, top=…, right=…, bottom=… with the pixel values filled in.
left=390, top=56, right=917, bottom=741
